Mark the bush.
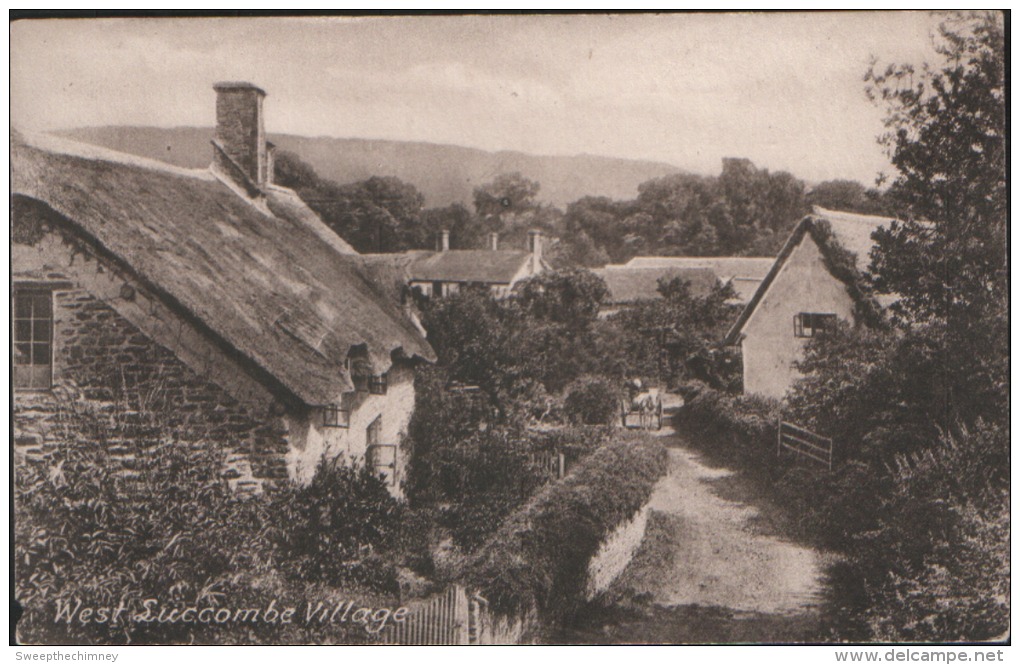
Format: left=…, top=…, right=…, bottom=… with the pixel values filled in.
left=14, top=391, right=401, bottom=645
left=853, top=422, right=1009, bottom=641
left=14, top=397, right=274, bottom=644
left=563, top=376, right=621, bottom=425
left=460, top=434, right=668, bottom=620
left=272, top=457, right=405, bottom=590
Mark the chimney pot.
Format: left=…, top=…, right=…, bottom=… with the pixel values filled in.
left=528, top=229, right=543, bottom=263
left=489, top=232, right=499, bottom=251
left=438, top=229, right=450, bottom=252
left=213, top=81, right=269, bottom=192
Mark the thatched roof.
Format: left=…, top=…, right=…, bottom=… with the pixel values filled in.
left=12, top=130, right=435, bottom=406
left=723, top=207, right=898, bottom=346
left=401, top=249, right=536, bottom=284
left=594, top=266, right=719, bottom=304
left=809, top=206, right=897, bottom=267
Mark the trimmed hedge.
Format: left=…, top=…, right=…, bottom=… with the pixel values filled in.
left=681, top=382, right=781, bottom=465
left=459, top=433, right=668, bottom=620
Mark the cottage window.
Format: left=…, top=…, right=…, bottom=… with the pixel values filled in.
left=366, top=415, right=382, bottom=449
left=368, top=373, right=388, bottom=395
left=365, top=416, right=395, bottom=485
left=794, top=312, right=837, bottom=338
left=13, top=290, right=53, bottom=390
left=322, top=404, right=350, bottom=428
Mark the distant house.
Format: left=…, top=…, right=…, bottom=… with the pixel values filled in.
left=377, top=230, right=549, bottom=299
left=723, top=207, right=898, bottom=399
left=621, top=256, right=774, bottom=304
left=593, top=266, right=719, bottom=317
left=12, top=82, right=435, bottom=494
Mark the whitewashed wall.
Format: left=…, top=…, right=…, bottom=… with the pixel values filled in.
left=741, top=235, right=855, bottom=399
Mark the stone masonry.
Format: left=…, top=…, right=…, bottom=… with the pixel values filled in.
left=14, top=287, right=290, bottom=492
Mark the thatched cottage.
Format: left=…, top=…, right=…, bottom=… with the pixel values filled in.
left=12, top=82, right=435, bottom=493
left=723, top=207, right=898, bottom=399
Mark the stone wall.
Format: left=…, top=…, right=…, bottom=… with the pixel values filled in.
left=584, top=504, right=651, bottom=600
left=14, top=286, right=290, bottom=491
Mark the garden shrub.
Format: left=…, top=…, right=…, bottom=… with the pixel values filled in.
left=272, top=457, right=406, bottom=591
left=14, top=399, right=273, bottom=644
left=460, top=434, right=668, bottom=620
left=14, top=392, right=401, bottom=645
left=563, top=376, right=621, bottom=425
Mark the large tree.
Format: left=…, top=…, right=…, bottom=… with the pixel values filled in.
left=865, top=11, right=1007, bottom=429
left=784, top=12, right=1007, bottom=641
left=866, top=12, right=1006, bottom=321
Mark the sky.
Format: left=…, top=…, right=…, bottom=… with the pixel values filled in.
left=10, top=12, right=944, bottom=186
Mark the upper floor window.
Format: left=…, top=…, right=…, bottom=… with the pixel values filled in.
left=13, top=290, right=53, bottom=389
left=794, top=312, right=837, bottom=338
left=368, top=373, right=388, bottom=395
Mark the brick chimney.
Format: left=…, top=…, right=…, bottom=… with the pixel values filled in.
left=489, top=232, right=499, bottom=251
left=528, top=229, right=543, bottom=263
left=212, top=81, right=269, bottom=194
left=437, top=229, right=450, bottom=252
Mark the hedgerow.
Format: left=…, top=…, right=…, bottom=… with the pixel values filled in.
left=459, top=434, right=667, bottom=620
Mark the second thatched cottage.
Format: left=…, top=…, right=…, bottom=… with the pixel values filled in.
left=723, top=207, right=899, bottom=399
left=12, top=82, right=436, bottom=494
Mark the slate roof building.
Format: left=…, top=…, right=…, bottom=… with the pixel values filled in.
left=377, top=229, right=550, bottom=299
left=12, top=82, right=435, bottom=493
left=723, top=207, right=898, bottom=399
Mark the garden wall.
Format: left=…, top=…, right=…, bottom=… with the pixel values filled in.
left=460, top=434, right=668, bottom=643
left=584, top=503, right=651, bottom=600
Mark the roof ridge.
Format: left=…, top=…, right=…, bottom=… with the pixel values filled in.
left=14, top=129, right=216, bottom=181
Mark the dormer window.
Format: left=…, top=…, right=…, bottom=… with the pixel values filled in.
left=368, top=373, right=388, bottom=395
left=794, top=312, right=837, bottom=338
left=322, top=404, right=350, bottom=428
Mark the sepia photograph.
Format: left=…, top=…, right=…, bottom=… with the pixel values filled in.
left=8, top=10, right=1009, bottom=651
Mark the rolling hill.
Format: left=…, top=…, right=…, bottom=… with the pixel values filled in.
left=56, top=126, right=684, bottom=209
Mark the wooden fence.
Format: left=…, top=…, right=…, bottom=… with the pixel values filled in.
left=528, top=450, right=567, bottom=480
left=777, top=419, right=834, bottom=471
left=383, top=584, right=470, bottom=645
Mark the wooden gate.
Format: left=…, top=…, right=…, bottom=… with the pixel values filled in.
left=777, top=419, right=834, bottom=471
left=383, top=584, right=469, bottom=645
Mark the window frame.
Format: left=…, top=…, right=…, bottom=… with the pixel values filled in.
left=794, top=312, right=837, bottom=338
left=368, top=373, right=388, bottom=395
left=13, top=288, right=54, bottom=391
left=322, top=404, right=350, bottom=428
left=366, top=415, right=382, bottom=448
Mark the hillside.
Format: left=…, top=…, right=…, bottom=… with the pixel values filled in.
left=57, top=126, right=683, bottom=209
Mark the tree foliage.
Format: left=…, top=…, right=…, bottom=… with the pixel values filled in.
left=775, top=11, right=1008, bottom=641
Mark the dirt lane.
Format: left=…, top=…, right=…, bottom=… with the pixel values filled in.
left=550, top=426, right=827, bottom=644
left=611, top=434, right=823, bottom=614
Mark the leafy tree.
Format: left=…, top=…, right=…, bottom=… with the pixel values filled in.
left=421, top=203, right=481, bottom=250
left=472, top=172, right=541, bottom=224
left=273, top=151, right=428, bottom=252
left=865, top=11, right=1007, bottom=430
left=510, top=268, right=607, bottom=329
left=604, top=277, right=739, bottom=389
